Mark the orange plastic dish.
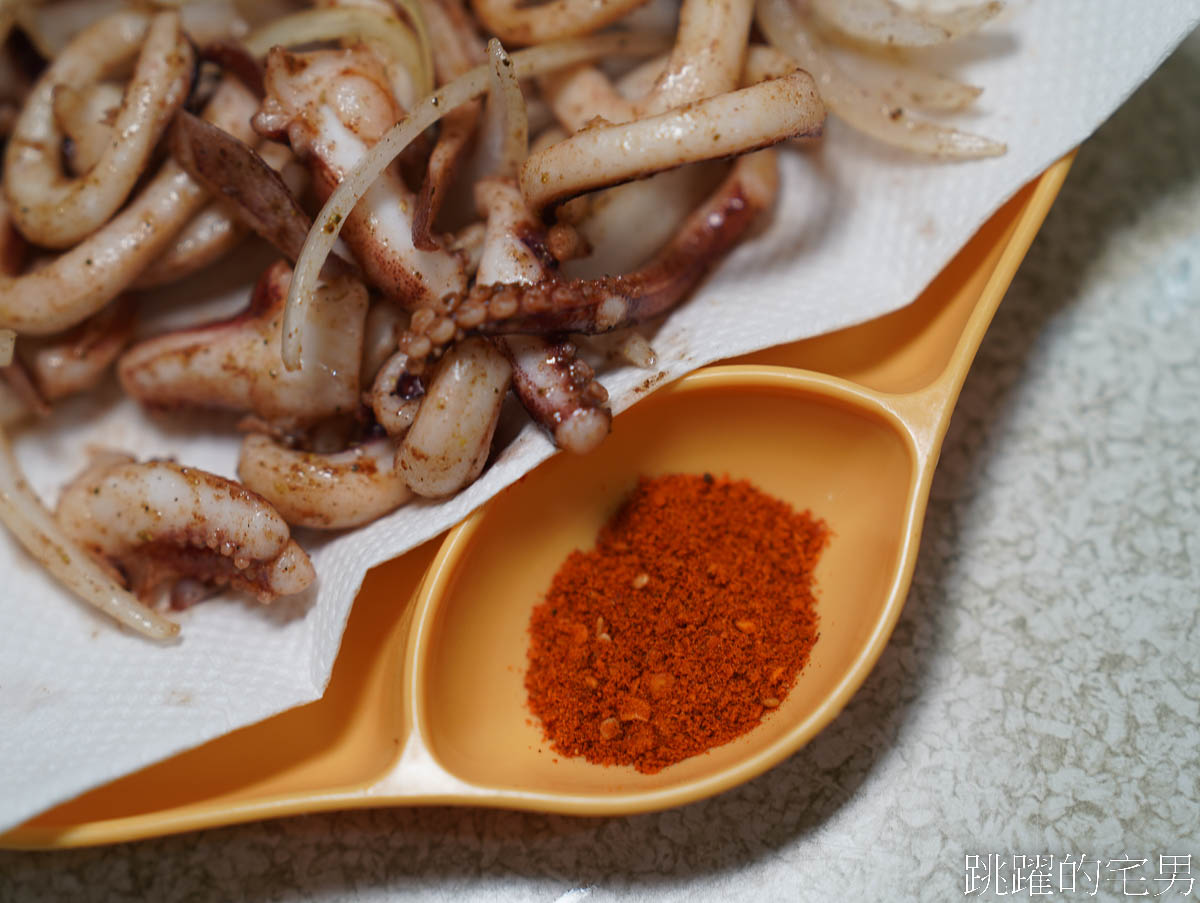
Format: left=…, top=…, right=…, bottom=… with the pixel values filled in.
left=0, top=155, right=1074, bottom=850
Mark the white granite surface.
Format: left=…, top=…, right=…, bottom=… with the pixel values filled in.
left=3, top=28, right=1199, bottom=903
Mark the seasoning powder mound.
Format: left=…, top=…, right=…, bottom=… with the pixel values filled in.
left=524, top=473, right=828, bottom=774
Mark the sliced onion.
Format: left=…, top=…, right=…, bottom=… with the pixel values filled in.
left=15, top=0, right=243, bottom=56
left=564, top=163, right=723, bottom=279
left=757, top=0, right=1005, bottom=158
left=284, top=30, right=670, bottom=370
left=0, top=428, right=179, bottom=640
left=483, top=38, right=528, bottom=180
left=244, top=5, right=434, bottom=102
left=0, top=329, right=13, bottom=367
left=811, top=0, right=1003, bottom=48
left=14, top=0, right=122, bottom=59
left=823, top=39, right=982, bottom=112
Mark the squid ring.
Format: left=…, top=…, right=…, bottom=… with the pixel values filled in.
left=0, top=80, right=261, bottom=336
left=4, top=11, right=194, bottom=249
left=520, top=70, right=823, bottom=215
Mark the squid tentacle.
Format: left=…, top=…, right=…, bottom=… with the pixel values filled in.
left=56, top=456, right=315, bottom=603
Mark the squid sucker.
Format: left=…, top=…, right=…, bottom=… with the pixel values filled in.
left=56, top=456, right=315, bottom=604
left=400, top=148, right=779, bottom=354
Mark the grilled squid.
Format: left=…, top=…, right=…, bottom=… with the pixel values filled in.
left=473, top=178, right=612, bottom=453
left=369, top=347, right=424, bottom=437
left=538, top=0, right=790, bottom=274
left=254, top=44, right=467, bottom=306
left=399, top=147, right=779, bottom=350
left=134, top=142, right=309, bottom=290
left=56, top=454, right=315, bottom=603
left=51, top=81, right=125, bottom=177
left=4, top=11, right=194, bottom=249
left=118, top=260, right=368, bottom=432
left=24, top=297, right=135, bottom=402
left=237, top=435, right=411, bottom=529
left=396, top=337, right=512, bottom=498
left=0, top=78, right=262, bottom=336
left=470, top=0, right=651, bottom=45
left=521, top=69, right=821, bottom=214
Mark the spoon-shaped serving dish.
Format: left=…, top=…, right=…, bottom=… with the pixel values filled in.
left=1, top=156, right=1073, bottom=850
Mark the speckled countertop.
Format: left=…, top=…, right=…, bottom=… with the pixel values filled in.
left=3, top=29, right=1199, bottom=903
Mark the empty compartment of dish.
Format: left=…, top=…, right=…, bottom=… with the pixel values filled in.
left=16, top=539, right=441, bottom=841
left=728, top=171, right=1054, bottom=394
left=413, top=368, right=922, bottom=807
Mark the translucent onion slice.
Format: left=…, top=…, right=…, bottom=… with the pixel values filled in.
left=823, top=41, right=982, bottom=112
left=284, top=30, right=669, bottom=370
left=16, top=0, right=244, bottom=58
left=483, top=38, right=527, bottom=180
left=811, top=0, right=1003, bottom=47
left=14, top=0, right=120, bottom=59
left=0, top=428, right=179, bottom=640
left=757, top=0, right=1005, bottom=158
left=244, top=5, right=434, bottom=102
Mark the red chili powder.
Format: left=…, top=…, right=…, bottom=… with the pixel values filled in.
left=524, top=473, right=828, bottom=773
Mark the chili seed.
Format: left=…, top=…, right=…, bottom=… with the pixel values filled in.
left=619, top=698, right=651, bottom=721
left=647, top=673, right=675, bottom=698
left=599, top=717, right=621, bottom=740
left=631, top=573, right=650, bottom=589
left=735, top=619, right=757, bottom=634
left=761, top=697, right=781, bottom=708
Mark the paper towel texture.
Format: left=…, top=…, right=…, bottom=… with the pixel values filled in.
left=1, top=0, right=1197, bottom=833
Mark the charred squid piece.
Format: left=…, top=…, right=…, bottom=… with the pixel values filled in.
left=633, top=0, right=755, bottom=117
left=237, top=434, right=412, bottom=529
left=0, top=78, right=262, bottom=336
left=361, top=298, right=409, bottom=388
left=118, top=260, right=367, bottom=432
left=199, top=39, right=265, bottom=98
left=169, top=110, right=343, bottom=278
left=4, top=10, right=194, bottom=249
left=24, top=296, right=135, bottom=402
left=410, top=0, right=488, bottom=248
left=412, top=102, right=481, bottom=251
left=56, top=455, right=315, bottom=604
left=399, top=148, right=779, bottom=353
left=396, top=337, right=512, bottom=498
left=470, top=0, right=652, bottom=45
left=254, top=44, right=467, bottom=307
left=471, top=178, right=611, bottom=453
left=51, top=81, right=124, bottom=176
left=137, top=137, right=311, bottom=290
left=369, top=349, right=424, bottom=438
left=497, top=335, right=610, bottom=454
left=520, top=70, right=819, bottom=216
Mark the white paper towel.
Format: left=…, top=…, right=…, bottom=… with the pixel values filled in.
left=1, top=0, right=1197, bottom=834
